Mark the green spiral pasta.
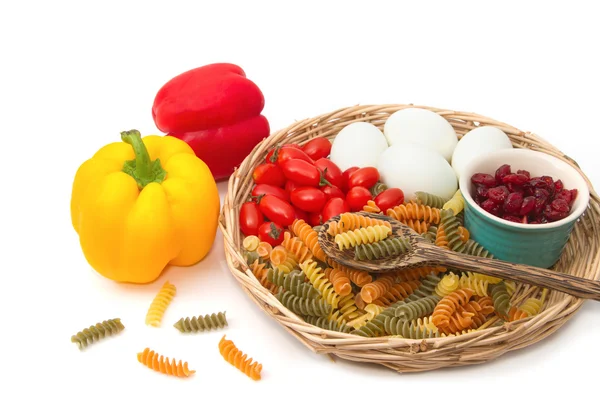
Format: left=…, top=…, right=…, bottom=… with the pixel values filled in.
left=304, top=316, right=353, bottom=333
left=266, top=268, right=320, bottom=299
left=409, top=273, right=441, bottom=299
left=460, top=239, right=494, bottom=258
left=354, top=237, right=412, bottom=261
left=394, top=295, right=441, bottom=320
left=384, top=318, right=441, bottom=338
left=438, top=209, right=464, bottom=252
left=173, top=312, right=228, bottom=333
left=275, top=289, right=332, bottom=317
left=490, top=282, right=511, bottom=318
left=421, top=225, right=438, bottom=243
left=455, top=212, right=464, bottom=226
left=414, top=191, right=449, bottom=209
left=370, top=182, right=388, bottom=197
left=71, top=318, right=125, bottom=350
left=245, top=251, right=260, bottom=265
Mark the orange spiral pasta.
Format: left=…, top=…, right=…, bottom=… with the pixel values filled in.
left=431, top=288, right=475, bottom=328
left=437, top=309, right=476, bottom=335
left=372, top=280, right=421, bottom=307
left=476, top=296, right=495, bottom=315
left=324, top=267, right=352, bottom=296
left=250, top=259, right=278, bottom=294
left=326, top=212, right=392, bottom=236
left=290, top=219, right=326, bottom=262
left=394, top=266, right=447, bottom=282
left=326, top=257, right=373, bottom=287
left=256, top=241, right=273, bottom=258
left=458, top=226, right=470, bottom=243
left=281, top=231, right=312, bottom=263
left=360, top=274, right=395, bottom=303
left=354, top=292, right=367, bottom=310
left=435, top=223, right=450, bottom=248
left=402, top=219, right=430, bottom=234
left=362, top=200, right=381, bottom=214
left=269, top=246, right=288, bottom=265
left=272, top=251, right=298, bottom=273
left=219, top=335, right=262, bottom=381
left=386, top=202, right=442, bottom=224
left=137, top=348, right=195, bottom=377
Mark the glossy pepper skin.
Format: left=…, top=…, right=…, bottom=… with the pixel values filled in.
left=152, top=63, right=270, bottom=181
left=70, top=130, right=220, bottom=284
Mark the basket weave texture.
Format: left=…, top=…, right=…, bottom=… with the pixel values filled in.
left=219, top=104, right=600, bottom=373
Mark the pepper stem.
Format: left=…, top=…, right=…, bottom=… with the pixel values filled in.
left=121, top=130, right=166, bottom=189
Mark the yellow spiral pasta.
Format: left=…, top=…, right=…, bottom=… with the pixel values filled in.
left=402, top=219, right=430, bottom=234
left=219, top=335, right=262, bottom=381
left=474, top=273, right=503, bottom=285
left=458, top=272, right=489, bottom=297
left=281, top=231, right=312, bottom=263
left=334, top=225, right=391, bottom=250
left=443, top=189, right=465, bottom=216
left=242, top=235, right=260, bottom=252
left=359, top=274, right=394, bottom=303
left=505, top=280, right=516, bottom=296
left=329, top=294, right=362, bottom=324
left=435, top=272, right=460, bottom=297
left=362, top=200, right=381, bottom=214
left=324, top=267, right=352, bottom=296
left=509, top=289, right=548, bottom=322
left=326, top=257, right=373, bottom=287
left=145, top=281, right=176, bottom=327
left=431, top=288, right=474, bottom=328
left=394, top=266, right=447, bottom=282
left=347, top=304, right=385, bottom=329
left=256, top=241, right=273, bottom=258
left=137, top=348, right=194, bottom=377
left=269, top=246, right=288, bottom=265
left=290, top=219, right=326, bottom=262
left=386, top=202, right=442, bottom=224
left=372, top=280, right=421, bottom=307
left=299, top=260, right=340, bottom=308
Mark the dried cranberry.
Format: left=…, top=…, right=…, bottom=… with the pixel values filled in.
left=503, top=215, right=522, bottom=223
left=476, top=185, right=490, bottom=198
left=481, top=199, right=502, bottom=216
left=543, top=203, right=568, bottom=221
left=504, top=192, right=523, bottom=214
left=554, top=189, right=572, bottom=205
left=519, top=196, right=536, bottom=216
left=550, top=198, right=570, bottom=213
left=507, top=183, right=525, bottom=194
left=516, top=169, right=531, bottom=179
left=487, top=185, right=510, bottom=204
left=569, top=189, right=578, bottom=206
left=502, top=173, right=530, bottom=185
left=534, top=189, right=550, bottom=215
left=554, top=179, right=564, bottom=192
left=495, top=164, right=512, bottom=185
left=472, top=173, right=497, bottom=187
left=526, top=178, right=549, bottom=190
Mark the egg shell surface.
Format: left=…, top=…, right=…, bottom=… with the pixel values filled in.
left=451, top=126, right=513, bottom=179
left=377, top=143, right=458, bottom=200
left=383, top=108, right=458, bottom=161
left=330, top=122, right=388, bottom=171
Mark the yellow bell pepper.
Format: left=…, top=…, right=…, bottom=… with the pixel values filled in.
left=71, top=130, right=220, bottom=283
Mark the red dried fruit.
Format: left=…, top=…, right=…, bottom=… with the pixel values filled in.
left=516, top=169, right=531, bottom=179
left=554, top=179, right=564, bottom=192
left=551, top=198, right=570, bottom=213
left=554, top=189, right=572, bottom=205
left=487, top=185, right=510, bottom=204
left=481, top=199, right=502, bottom=216
left=569, top=189, right=578, bottom=206
left=504, top=192, right=523, bottom=214
left=495, top=164, right=512, bottom=185
left=543, top=202, right=568, bottom=221
left=476, top=185, right=490, bottom=198
left=472, top=173, right=497, bottom=187
left=502, top=215, right=522, bottom=223
left=519, top=196, right=536, bottom=216
left=502, top=173, right=530, bottom=185
left=507, top=182, right=525, bottom=194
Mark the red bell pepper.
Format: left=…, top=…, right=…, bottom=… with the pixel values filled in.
left=152, top=63, right=270, bottom=181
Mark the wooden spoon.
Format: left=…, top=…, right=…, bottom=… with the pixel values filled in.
left=317, top=212, right=600, bottom=301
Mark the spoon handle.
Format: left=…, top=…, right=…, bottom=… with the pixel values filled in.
left=421, top=245, right=600, bottom=300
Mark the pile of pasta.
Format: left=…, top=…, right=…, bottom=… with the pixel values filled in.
left=242, top=189, right=549, bottom=338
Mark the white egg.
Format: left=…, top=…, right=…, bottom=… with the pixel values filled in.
left=377, top=143, right=458, bottom=200
left=451, top=126, right=513, bottom=179
left=330, top=122, right=388, bottom=171
left=383, top=108, right=458, bottom=162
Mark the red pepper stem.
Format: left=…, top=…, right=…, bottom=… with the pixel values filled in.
left=121, top=129, right=166, bottom=189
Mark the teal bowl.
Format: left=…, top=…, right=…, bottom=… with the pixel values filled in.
left=458, top=148, right=590, bottom=268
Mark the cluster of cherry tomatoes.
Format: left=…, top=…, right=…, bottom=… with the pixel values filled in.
left=239, top=137, right=405, bottom=246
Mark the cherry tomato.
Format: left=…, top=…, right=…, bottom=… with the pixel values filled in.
left=239, top=201, right=264, bottom=236
left=271, top=146, right=314, bottom=165
left=290, top=187, right=327, bottom=213
left=308, top=212, right=322, bottom=227
left=293, top=206, right=309, bottom=222
left=348, top=167, right=380, bottom=189
left=257, top=194, right=295, bottom=226
left=252, top=163, right=286, bottom=187
left=346, top=186, right=372, bottom=211
left=320, top=185, right=344, bottom=201
left=252, top=184, right=289, bottom=202
left=302, top=137, right=332, bottom=160
left=285, top=180, right=301, bottom=194
left=266, top=143, right=302, bottom=164
left=374, top=188, right=405, bottom=213
left=281, top=159, right=329, bottom=187
left=314, top=158, right=343, bottom=188
left=322, top=197, right=350, bottom=223
left=341, top=166, right=359, bottom=193
left=257, top=222, right=284, bottom=246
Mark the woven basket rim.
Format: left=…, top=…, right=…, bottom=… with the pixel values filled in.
left=219, top=103, right=600, bottom=373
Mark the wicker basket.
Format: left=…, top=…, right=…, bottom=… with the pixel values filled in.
left=219, top=104, right=600, bottom=373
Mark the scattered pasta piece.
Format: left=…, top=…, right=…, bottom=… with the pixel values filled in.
left=174, top=312, right=228, bottom=333
left=71, top=318, right=124, bottom=350
left=145, top=281, right=176, bottom=327
left=137, top=348, right=195, bottom=377
left=219, top=335, right=262, bottom=381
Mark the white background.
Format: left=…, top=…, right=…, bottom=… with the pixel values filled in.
left=2, top=1, right=599, bottom=398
